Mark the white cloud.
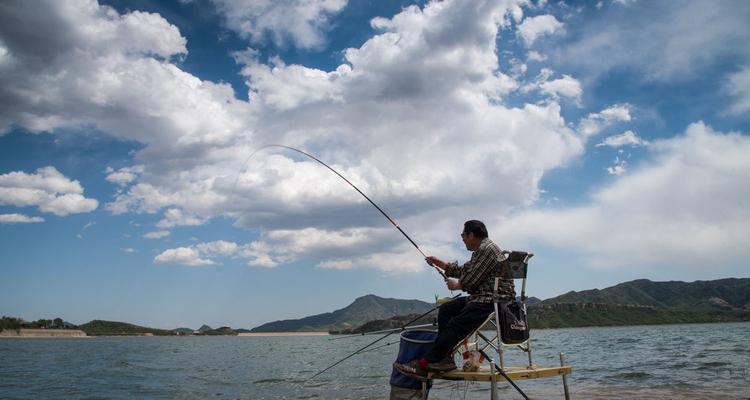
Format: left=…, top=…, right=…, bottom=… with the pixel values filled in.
left=596, top=130, right=647, bottom=147
left=105, top=165, right=144, bottom=186
left=196, top=240, right=239, bottom=256
left=527, top=50, right=547, bottom=62
left=237, top=54, right=349, bottom=110
left=0, top=167, right=98, bottom=216
left=606, top=155, right=627, bottom=175
left=237, top=227, right=393, bottom=269
left=519, top=68, right=581, bottom=103
left=155, top=246, right=216, bottom=266
left=498, top=122, right=750, bottom=270
left=154, top=240, right=239, bottom=266
left=123, top=248, right=136, bottom=253
left=554, top=1, right=750, bottom=81
left=727, top=66, right=750, bottom=115
left=156, top=208, right=207, bottom=228
left=210, top=0, right=347, bottom=49
left=517, top=14, right=564, bottom=46
left=0, top=213, right=45, bottom=224
left=143, top=230, right=170, bottom=239
left=0, top=0, right=251, bottom=161
left=538, top=74, right=582, bottom=103
left=578, top=104, right=632, bottom=139
left=1, top=0, right=598, bottom=274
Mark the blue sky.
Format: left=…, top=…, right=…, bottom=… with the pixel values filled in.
left=1, top=0, right=749, bottom=330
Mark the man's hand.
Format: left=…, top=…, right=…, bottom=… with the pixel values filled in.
left=425, top=256, right=447, bottom=269
left=446, top=278, right=462, bottom=291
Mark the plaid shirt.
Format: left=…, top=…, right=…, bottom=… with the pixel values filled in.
left=444, top=238, right=515, bottom=303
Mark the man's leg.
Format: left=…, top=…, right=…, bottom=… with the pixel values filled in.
left=437, top=296, right=468, bottom=336
left=392, top=299, right=492, bottom=379
left=424, top=301, right=494, bottom=363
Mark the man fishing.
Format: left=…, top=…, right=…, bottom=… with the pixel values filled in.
left=394, top=220, right=515, bottom=379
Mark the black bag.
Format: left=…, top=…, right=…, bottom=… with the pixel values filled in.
left=499, top=300, right=529, bottom=344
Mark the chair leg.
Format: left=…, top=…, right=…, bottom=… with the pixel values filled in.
left=493, top=303, right=504, bottom=369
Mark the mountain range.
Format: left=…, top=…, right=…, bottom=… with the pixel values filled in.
left=253, top=278, right=750, bottom=332
left=526, top=278, right=750, bottom=328
left=250, top=294, right=435, bottom=332
left=5, top=278, right=746, bottom=335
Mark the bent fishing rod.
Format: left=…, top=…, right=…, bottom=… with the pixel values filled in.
left=240, top=144, right=447, bottom=281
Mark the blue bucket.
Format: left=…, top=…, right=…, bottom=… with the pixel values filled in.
left=390, top=330, right=437, bottom=390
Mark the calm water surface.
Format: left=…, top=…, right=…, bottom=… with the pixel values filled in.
left=1, top=322, right=748, bottom=399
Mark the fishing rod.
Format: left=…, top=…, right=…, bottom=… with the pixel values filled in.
left=238, top=144, right=447, bottom=281
left=477, top=348, right=529, bottom=400
left=328, top=322, right=437, bottom=341
left=304, top=294, right=461, bottom=384
left=356, top=339, right=400, bottom=354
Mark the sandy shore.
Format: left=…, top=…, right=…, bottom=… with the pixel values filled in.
left=237, top=332, right=329, bottom=337
left=0, top=329, right=88, bottom=338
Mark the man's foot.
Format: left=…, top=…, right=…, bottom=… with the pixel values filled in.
left=427, top=355, right=457, bottom=372
left=393, top=360, right=428, bottom=381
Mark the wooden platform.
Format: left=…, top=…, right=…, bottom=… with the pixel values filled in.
left=428, top=365, right=572, bottom=382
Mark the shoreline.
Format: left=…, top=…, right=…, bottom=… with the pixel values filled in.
left=0, top=329, right=88, bottom=338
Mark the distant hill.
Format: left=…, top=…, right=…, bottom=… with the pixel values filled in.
left=331, top=278, right=750, bottom=333
left=525, top=296, right=542, bottom=305
left=78, top=320, right=172, bottom=336
left=203, top=326, right=237, bottom=336
left=251, top=294, right=435, bottom=332
left=542, top=278, right=750, bottom=312
left=527, top=302, right=749, bottom=329
left=523, top=278, right=750, bottom=328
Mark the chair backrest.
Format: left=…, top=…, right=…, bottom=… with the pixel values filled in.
left=497, top=251, right=532, bottom=279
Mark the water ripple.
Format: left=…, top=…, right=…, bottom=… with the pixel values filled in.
left=1, top=322, right=749, bottom=399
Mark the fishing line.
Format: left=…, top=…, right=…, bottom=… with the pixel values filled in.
left=234, top=144, right=447, bottom=281
left=303, top=294, right=461, bottom=384
left=328, top=322, right=437, bottom=341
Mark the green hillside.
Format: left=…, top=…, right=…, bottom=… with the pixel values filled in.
left=78, top=320, right=172, bottom=336
left=251, top=294, right=435, bottom=332
left=543, top=278, right=750, bottom=311
left=527, top=303, right=749, bottom=329
left=338, top=278, right=750, bottom=332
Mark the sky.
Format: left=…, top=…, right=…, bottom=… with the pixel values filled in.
left=1, top=0, right=749, bottom=330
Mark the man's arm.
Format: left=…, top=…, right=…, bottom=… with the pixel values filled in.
left=458, top=246, right=496, bottom=291
left=425, top=256, right=461, bottom=278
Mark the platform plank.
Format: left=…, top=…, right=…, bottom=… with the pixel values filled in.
left=429, top=365, right=572, bottom=382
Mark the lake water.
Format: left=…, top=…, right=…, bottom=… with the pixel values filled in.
left=1, top=322, right=749, bottom=399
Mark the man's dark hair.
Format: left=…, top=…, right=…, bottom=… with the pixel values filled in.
left=463, top=220, right=488, bottom=239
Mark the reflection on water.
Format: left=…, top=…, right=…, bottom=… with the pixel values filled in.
left=0, top=322, right=748, bottom=399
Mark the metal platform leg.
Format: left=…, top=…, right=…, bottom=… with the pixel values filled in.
left=490, top=361, right=498, bottom=400
left=560, top=352, right=570, bottom=400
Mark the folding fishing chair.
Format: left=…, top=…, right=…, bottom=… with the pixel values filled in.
left=454, top=250, right=534, bottom=370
